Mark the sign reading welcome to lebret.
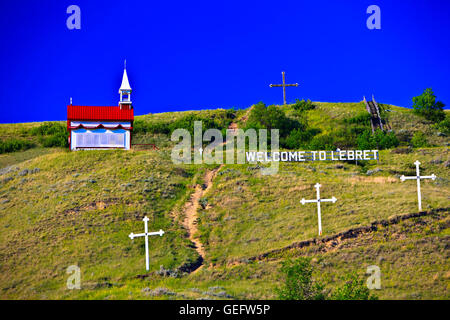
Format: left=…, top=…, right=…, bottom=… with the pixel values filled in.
left=246, top=150, right=379, bottom=162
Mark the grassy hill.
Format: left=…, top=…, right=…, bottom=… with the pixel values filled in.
left=0, top=102, right=448, bottom=299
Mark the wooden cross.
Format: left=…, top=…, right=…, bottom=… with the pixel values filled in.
left=129, top=216, right=164, bottom=271
left=400, top=160, right=436, bottom=211
left=301, top=183, right=337, bottom=235
left=269, top=71, right=299, bottom=105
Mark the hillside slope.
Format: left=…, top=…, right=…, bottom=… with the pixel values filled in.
left=0, top=102, right=448, bottom=299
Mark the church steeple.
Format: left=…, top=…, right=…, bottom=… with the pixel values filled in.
left=119, top=60, right=132, bottom=110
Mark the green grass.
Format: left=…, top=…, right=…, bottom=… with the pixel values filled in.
left=197, top=148, right=449, bottom=264
left=0, top=102, right=448, bottom=299
left=0, top=149, right=203, bottom=299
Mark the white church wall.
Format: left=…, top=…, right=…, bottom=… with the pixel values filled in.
left=70, top=121, right=132, bottom=129
left=71, top=128, right=130, bottom=150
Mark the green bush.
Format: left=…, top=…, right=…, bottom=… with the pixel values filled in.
left=411, top=131, right=429, bottom=148
left=133, top=119, right=170, bottom=135
left=343, top=113, right=372, bottom=126
left=308, top=134, right=335, bottom=150
left=168, top=114, right=223, bottom=135
left=31, top=122, right=65, bottom=136
left=412, top=88, right=446, bottom=123
left=357, top=129, right=399, bottom=150
left=330, top=272, right=377, bottom=300
left=245, top=102, right=305, bottom=148
left=378, top=130, right=399, bottom=149
left=32, top=122, right=68, bottom=148
left=277, top=258, right=377, bottom=300
left=331, top=127, right=366, bottom=149
left=285, top=128, right=321, bottom=149
left=434, top=114, right=450, bottom=135
left=292, top=99, right=315, bottom=112
left=0, top=139, right=34, bottom=154
left=276, top=258, right=326, bottom=300
left=226, top=108, right=237, bottom=119
left=41, top=134, right=68, bottom=148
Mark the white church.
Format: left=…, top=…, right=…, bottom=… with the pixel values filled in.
left=67, top=65, right=134, bottom=150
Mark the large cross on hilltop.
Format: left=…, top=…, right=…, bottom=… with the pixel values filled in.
left=269, top=71, right=299, bottom=105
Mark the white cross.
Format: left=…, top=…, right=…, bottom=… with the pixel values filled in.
left=400, top=160, right=436, bottom=211
left=129, top=216, right=164, bottom=271
left=301, top=183, right=337, bottom=235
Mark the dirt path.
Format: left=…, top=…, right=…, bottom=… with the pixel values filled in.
left=180, top=165, right=223, bottom=273
left=240, top=105, right=253, bottom=123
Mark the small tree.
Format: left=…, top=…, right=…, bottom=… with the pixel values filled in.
left=411, top=131, right=429, bottom=148
left=277, top=260, right=378, bottom=300
left=434, top=114, right=450, bottom=135
left=276, top=258, right=326, bottom=300
left=331, top=272, right=377, bottom=300
left=293, top=99, right=315, bottom=112
left=245, top=102, right=306, bottom=148
left=412, top=88, right=446, bottom=123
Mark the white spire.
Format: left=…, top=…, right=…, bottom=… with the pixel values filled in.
left=119, top=62, right=132, bottom=93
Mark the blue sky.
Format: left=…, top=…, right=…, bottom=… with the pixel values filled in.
left=0, top=0, right=449, bottom=123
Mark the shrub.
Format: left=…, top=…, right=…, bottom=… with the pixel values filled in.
left=41, top=134, right=68, bottom=148
left=434, top=114, right=450, bottom=135
left=133, top=119, right=170, bottom=135
left=276, top=258, right=326, bottom=300
left=292, top=99, right=315, bottom=112
left=343, top=113, right=372, bottom=126
left=199, top=198, right=208, bottom=209
left=277, top=259, right=377, bottom=300
left=395, top=129, right=413, bottom=144
left=284, top=128, right=321, bottom=149
left=32, top=122, right=69, bottom=148
left=134, top=111, right=234, bottom=137
left=377, top=130, right=399, bottom=149
left=357, top=129, right=399, bottom=150
left=168, top=114, right=222, bottom=135
left=226, top=108, right=237, bottom=119
left=0, top=139, right=34, bottom=154
left=331, top=272, right=377, bottom=300
left=412, top=88, right=446, bottom=123
left=246, top=103, right=304, bottom=136
left=332, top=127, right=365, bottom=149
left=308, top=134, right=335, bottom=150
left=31, top=122, right=65, bottom=136
left=245, top=102, right=306, bottom=149
left=411, top=131, right=429, bottom=148
left=356, top=130, right=373, bottom=150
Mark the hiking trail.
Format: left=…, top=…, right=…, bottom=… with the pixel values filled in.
left=179, top=165, right=223, bottom=273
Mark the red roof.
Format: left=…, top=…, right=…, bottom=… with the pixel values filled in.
left=67, top=105, right=134, bottom=121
